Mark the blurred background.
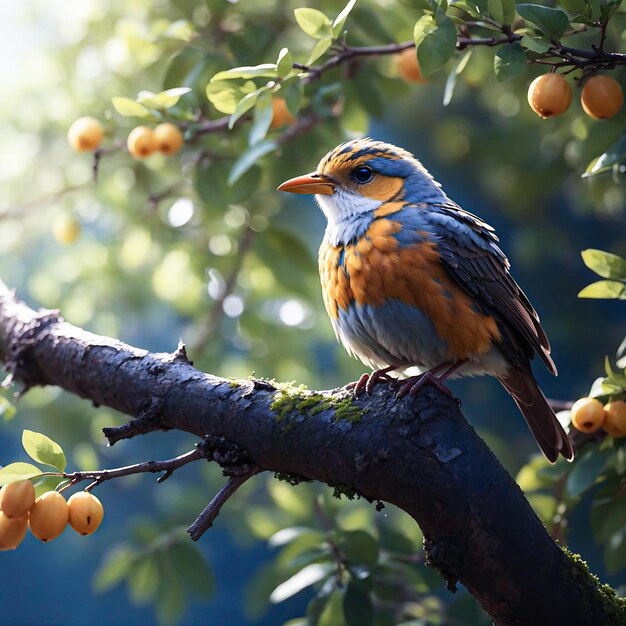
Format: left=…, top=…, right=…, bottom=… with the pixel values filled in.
left=0, top=0, right=624, bottom=624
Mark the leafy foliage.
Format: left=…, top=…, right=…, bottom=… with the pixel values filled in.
left=1, top=0, right=625, bottom=624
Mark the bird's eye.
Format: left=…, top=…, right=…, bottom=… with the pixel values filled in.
left=352, top=166, right=373, bottom=184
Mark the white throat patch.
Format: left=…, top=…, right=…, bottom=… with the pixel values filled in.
left=315, top=188, right=382, bottom=228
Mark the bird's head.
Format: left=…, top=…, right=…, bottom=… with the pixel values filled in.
left=277, top=138, right=446, bottom=226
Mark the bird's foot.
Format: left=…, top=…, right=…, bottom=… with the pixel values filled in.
left=347, top=366, right=397, bottom=398
left=393, top=371, right=454, bottom=399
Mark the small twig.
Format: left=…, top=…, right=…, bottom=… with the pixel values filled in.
left=458, top=34, right=521, bottom=50
left=188, top=466, right=261, bottom=541
left=92, top=141, right=124, bottom=181
left=598, top=19, right=609, bottom=54
left=189, top=115, right=233, bottom=140
left=41, top=445, right=209, bottom=490
left=103, top=397, right=168, bottom=446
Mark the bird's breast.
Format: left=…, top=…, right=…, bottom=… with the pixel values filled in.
left=318, top=216, right=502, bottom=364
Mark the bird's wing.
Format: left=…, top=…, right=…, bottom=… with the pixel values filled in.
left=423, top=202, right=556, bottom=375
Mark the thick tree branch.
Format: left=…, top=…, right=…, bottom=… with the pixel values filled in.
left=0, top=279, right=624, bottom=625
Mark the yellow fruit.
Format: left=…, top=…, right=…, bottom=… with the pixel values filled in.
left=270, top=97, right=295, bottom=129
left=0, top=480, right=35, bottom=519
left=51, top=214, right=81, bottom=245
left=127, top=125, right=156, bottom=159
left=581, top=75, right=624, bottom=120
left=28, top=491, right=69, bottom=542
left=527, top=74, right=572, bottom=119
left=570, top=397, right=606, bottom=433
left=396, top=48, right=426, bottom=84
left=0, top=511, right=28, bottom=551
left=603, top=400, right=626, bottom=437
left=154, top=123, right=184, bottom=156
left=67, top=116, right=104, bottom=152
left=68, top=491, right=104, bottom=536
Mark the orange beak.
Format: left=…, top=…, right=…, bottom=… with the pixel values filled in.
left=277, top=172, right=335, bottom=195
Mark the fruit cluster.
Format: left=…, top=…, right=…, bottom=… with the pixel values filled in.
left=68, top=96, right=295, bottom=161
left=0, top=481, right=104, bottom=551
left=528, top=74, right=623, bottom=120
left=394, top=49, right=623, bottom=121
left=570, top=398, right=626, bottom=436
left=67, top=117, right=184, bottom=159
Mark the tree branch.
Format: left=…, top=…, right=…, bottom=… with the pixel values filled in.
left=0, top=278, right=624, bottom=625
left=187, top=467, right=261, bottom=541
left=56, top=445, right=208, bottom=490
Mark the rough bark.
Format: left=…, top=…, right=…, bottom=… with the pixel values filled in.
left=0, top=279, right=622, bottom=626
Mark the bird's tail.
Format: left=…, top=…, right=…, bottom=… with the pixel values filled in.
left=497, top=367, right=574, bottom=463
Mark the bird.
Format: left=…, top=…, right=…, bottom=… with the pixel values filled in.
left=277, top=137, right=574, bottom=463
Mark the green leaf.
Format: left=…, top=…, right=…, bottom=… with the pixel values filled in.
left=276, top=48, right=294, bottom=79
left=206, top=80, right=256, bottom=115
left=269, top=526, right=321, bottom=548
left=284, top=80, right=303, bottom=117
left=167, top=541, right=215, bottom=597
left=605, top=527, right=626, bottom=574
left=129, top=556, right=159, bottom=604
left=581, top=249, right=626, bottom=281
left=566, top=448, right=611, bottom=499
left=333, top=0, right=358, bottom=36
left=488, top=0, right=516, bottom=24
left=270, top=564, right=333, bottom=603
left=578, top=280, right=626, bottom=300
left=306, top=38, right=333, bottom=65
left=517, top=4, right=570, bottom=41
left=154, top=574, right=185, bottom=626
left=318, top=585, right=345, bottom=626
left=494, top=43, right=526, bottom=81
left=93, top=545, right=136, bottom=592
left=137, top=87, right=191, bottom=109
left=414, top=14, right=458, bottom=77
left=211, top=64, right=278, bottom=81
left=0, top=462, right=42, bottom=485
left=559, top=0, right=587, bottom=14
left=0, top=396, right=16, bottom=422
left=584, top=132, right=626, bottom=177
left=500, top=0, right=516, bottom=24
left=443, top=49, right=472, bottom=106
left=343, top=581, right=373, bottom=626
left=112, top=97, right=150, bottom=118
left=249, top=92, right=273, bottom=145
left=516, top=455, right=561, bottom=492
left=520, top=35, right=550, bottom=53
left=294, top=8, right=333, bottom=39
left=306, top=579, right=335, bottom=626
left=228, top=140, right=277, bottom=185
left=591, top=483, right=626, bottom=544
left=22, top=429, right=66, bottom=471
left=229, top=87, right=266, bottom=129
left=337, top=530, right=379, bottom=568
left=586, top=0, right=602, bottom=20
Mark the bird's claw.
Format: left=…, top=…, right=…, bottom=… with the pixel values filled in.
left=393, top=371, right=455, bottom=399
left=347, top=367, right=397, bottom=398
